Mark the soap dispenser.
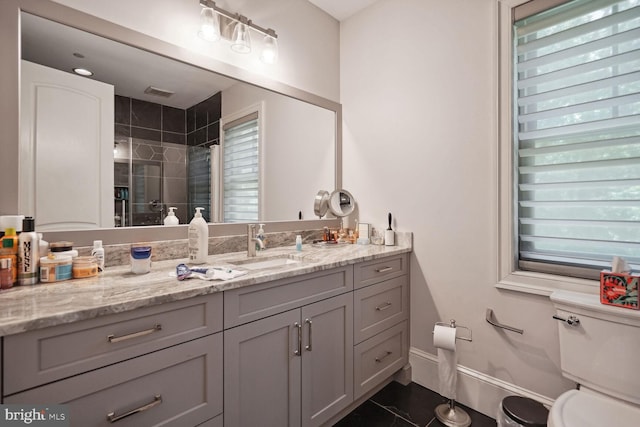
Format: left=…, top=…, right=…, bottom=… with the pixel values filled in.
left=188, top=207, right=208, bottom=264
left=256, top=223, right=266, bottom=250
left=164, top=207, right=179, bottom=226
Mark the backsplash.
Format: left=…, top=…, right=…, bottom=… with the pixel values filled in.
left=72, top=230, right=413, bottom=268
left=74, top=229, right=325, bottom=267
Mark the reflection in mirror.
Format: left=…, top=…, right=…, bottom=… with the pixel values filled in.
left=20, top=12, right=336, bottom=231
left=328, top=189, right=356, bottom=217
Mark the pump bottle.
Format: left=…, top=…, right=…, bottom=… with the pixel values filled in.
left=164, top=207, right=179, bottom=225
left=188, top=207, right=208, bottom=264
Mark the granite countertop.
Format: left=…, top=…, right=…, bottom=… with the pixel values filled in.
left=0, top=234, right=412, bottom=337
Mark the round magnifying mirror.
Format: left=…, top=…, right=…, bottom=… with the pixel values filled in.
left=328, top=189, right=356, bottom=217
left=314, top=190, right=330, bottom=218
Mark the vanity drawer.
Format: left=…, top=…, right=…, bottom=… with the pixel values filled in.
left=354, top=275, right=408, bottom=344
left=5, top=333, right=223, bottom=427
left=354, top=321, right=408, bottom=399
left=4, top=293, right=223, bottom=395
left=354, top=254, right=408, bottom=289
left=224, top=265, right=353, bottom=328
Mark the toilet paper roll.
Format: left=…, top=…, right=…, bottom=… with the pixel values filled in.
left=434, top=324, right=458, bottom=400
left=433, top=324, right=457, bottom=351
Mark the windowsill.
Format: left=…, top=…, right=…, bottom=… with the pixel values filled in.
left=496, top=270, right=599, bottom=297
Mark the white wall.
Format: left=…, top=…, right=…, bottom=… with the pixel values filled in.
left=222, top=83, right=335, bottom=221
left=51, top=0, right=340, bottom=102
left=340, top=0, right=574, bottom=411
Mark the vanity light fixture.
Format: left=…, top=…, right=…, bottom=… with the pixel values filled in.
left=198, top=0, right=278, bottom=64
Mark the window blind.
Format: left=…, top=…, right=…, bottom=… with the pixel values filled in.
left=222, top=113, right=259, bottom=223
left=514, top=0, right=640, bottom=278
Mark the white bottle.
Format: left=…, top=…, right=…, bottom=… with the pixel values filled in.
left=188, top=207, right=208, bottom=264
left=164, top=207, right=179, bottom=226
left=91, top=240, right=105, bottom=273
left=296, top=235, right=303, bottom=252
left=18, top=217, right=39, bottom=285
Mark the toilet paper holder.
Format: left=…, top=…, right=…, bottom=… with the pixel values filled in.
left=434, top=319, right=473, bottom=342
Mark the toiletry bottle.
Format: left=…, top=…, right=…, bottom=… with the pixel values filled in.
left=296, top=235, right=303, bottom=252
left=0, top=228, right=18, bottom=285
left=257, top=223, right=266, bottom=250
left=188, top=207, right=208, bottom=264
left=18, top=217, right=39, bottom=285
left=38, top=233, right=49, bottom=256
left=0, top=258, right=14, bottom=289
left=164, top=207, right=179, bottom=225
left=91, top=240, right=105, bottom=273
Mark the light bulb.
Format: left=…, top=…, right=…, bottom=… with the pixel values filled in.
left=260, top=35, right=278, bottom=64
left=198, top=7, right=220, bottom=42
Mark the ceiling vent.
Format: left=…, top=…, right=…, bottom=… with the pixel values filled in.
left=144, top=86, right=175, bottom=98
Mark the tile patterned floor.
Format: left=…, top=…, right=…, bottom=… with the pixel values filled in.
left=334, top=382, right=497, bottom=427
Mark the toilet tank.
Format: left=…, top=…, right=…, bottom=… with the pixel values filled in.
left=550, top=290, right=640, bottom=406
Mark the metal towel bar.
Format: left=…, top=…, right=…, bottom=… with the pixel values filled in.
left=485, top=308, right=524, bottom=334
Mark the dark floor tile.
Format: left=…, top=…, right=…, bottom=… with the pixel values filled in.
left=334, top=400, right=415, bottom=427
left=371, top=382, right=446, bottom=426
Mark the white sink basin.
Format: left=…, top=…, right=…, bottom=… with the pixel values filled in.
left=228, top=255, right=303, bottom=271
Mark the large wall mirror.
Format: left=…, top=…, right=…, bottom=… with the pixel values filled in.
left=0, top=0, right=341, bottom=241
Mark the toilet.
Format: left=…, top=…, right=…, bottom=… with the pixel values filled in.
left=549, top=290, right=640, bottom=427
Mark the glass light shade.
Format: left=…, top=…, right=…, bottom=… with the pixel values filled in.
left=260, top=35, right=278, bottom=64
left=231, top=23, right=251, bottom=54
left=198, top=7, right=220, bottom=42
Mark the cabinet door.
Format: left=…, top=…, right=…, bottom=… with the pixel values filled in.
left=301, top=293, right=354, bottom=427
left=224, top=309, right=302, bottom=427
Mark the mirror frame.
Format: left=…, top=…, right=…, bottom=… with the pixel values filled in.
left=0, top=0, right=342, bottom=245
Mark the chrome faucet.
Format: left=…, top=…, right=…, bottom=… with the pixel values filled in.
left=247, top=224, right=265, bottom=257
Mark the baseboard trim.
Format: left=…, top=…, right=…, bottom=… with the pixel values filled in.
left=409, top=347, right=555, bottom=419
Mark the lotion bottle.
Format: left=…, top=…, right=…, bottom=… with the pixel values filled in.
left=18, top=217, right=39, bottom=285
left=164, top=207, right=179, bottom=226
left=188, top=207, right=208, bottom=264
left=91, top=240, right=105, bottom=273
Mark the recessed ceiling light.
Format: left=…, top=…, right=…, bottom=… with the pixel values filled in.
left=73, top=68, right=93, bottom=76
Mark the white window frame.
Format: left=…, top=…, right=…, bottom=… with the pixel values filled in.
left=497, top=0, right=601, bottom=296
left=216, top=102, right=266, bottom=223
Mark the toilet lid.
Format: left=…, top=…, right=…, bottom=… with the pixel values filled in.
left=549, top=390, right=640, bottom=427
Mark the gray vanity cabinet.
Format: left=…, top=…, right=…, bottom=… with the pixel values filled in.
left=223, top=268, right=354, bottom=427
left=2, top=294, right=224, bottom=426
left=353, top=255, right=409, bottom=399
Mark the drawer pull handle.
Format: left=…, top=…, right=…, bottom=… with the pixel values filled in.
left=375, top=302, right=392, bottom=311
left=294, top=322, right=302, bottom=356
left=376, top=267, right=393, bottom=273
left=107, top=394, right=162, bottom=423
left=375, top=351, right=393, bottom=363
left=305, top=318, right=313, bottom=351
left=107, top=324, right=162, bottom=343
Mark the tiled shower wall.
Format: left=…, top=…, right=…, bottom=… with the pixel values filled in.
left=187, top=92, right=221, bottom=223
left=114, top=93, right=221, bottom=225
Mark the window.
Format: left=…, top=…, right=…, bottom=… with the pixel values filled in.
left=499, top=0, right=640, bottom=291
left=221, top=111, right=260, bottom=223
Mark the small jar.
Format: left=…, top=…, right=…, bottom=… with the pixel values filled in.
left=50, top=241, right=79, bottom=259
left=72, top=256, right=99, bottom=279
left=40, top=254, right=73, bottom=283
left=130, top=246, right=152, bottom=274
